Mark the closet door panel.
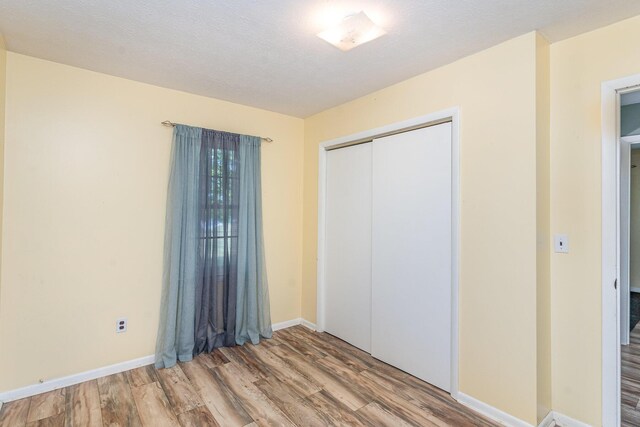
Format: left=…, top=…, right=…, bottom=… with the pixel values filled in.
left=324, top=143, right=372, bottom=352
left=371, top=123, right=452, bottom=391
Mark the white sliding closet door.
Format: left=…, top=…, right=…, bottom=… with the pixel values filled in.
left=371, top=123, right=452, bottom=391
left=324, top=143, right=372, bottom=352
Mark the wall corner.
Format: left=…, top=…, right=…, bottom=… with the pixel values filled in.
left=535, top=30, right=552, bottom=425
left=0, top=35, right=7, bottom=321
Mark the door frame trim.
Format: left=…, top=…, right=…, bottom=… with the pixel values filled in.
left=602, top=73, right=640, bottom=427
left=620, top=134, right=640, bottom=348
left=316, top=107, right=460, bottom=398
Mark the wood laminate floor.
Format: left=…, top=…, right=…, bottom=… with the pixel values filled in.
left=622, top=321, right=640, bottom=426
left=0, top=325, right=499, bottom=426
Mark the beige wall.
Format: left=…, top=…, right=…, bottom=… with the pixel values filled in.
left=0, top=53, right=304, bottom=392
left=303, top=32, right=543, bottom=424
left=535, top=33, right=552, bottom=423
left=0, top=36, right=6, bottom=313
left=550, top=15, right=640, bottom=424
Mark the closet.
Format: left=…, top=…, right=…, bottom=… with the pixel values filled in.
left=323, top=121, right=453, bottom=392
left=324, top=142, right=372, bottom=353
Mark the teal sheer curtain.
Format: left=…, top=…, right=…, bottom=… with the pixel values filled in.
left=155, top=125, right=202, bottom=369
left=156, top=127, right=272, bottom=368
left=236, top=135, right=273, bottom=345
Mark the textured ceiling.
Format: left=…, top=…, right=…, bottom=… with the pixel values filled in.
left=1, top=1, right=640, bottom=117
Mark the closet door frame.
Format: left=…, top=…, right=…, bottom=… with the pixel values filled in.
left=316, top=107, right=460, bottom=399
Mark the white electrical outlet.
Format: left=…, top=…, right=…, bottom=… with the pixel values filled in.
left=116, top=317, right=127, bottom=333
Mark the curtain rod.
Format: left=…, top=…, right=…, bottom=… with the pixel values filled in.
left=161, top=120, right=274, bottom=143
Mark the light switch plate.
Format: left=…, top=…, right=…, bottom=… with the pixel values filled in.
left=554, top=234, right=569, bottom=253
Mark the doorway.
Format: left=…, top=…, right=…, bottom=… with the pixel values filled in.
left=602, top=75, right=640, bottom=427
left=619, top=90, right=640, bottom=424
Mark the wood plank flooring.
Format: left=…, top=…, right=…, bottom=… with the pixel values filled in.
left=622, top=321, right=640, bottom=426
left=0, top=325, right=498, bottom=426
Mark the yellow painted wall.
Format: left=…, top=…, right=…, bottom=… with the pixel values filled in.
left=535, top=33, right=552, bottom=424
left=0, top=53, right=304, bottom=392
left=550, top=14, right=640, bottom=425
left=303, top=32, right=542, bottom=424
left=0, top=36, right=6, bottom=313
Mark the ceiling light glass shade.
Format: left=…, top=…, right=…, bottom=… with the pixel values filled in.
left=317, top=11, right=386, bottom=51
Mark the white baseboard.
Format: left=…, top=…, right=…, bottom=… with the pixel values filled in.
left=456, top=394, right=590, bottom=427
left=631, top=287, right=640, bottom=293
left=0, top=355, right=155, bottom=403
left=538, top=411, right=555, bottom=427
left=272, top=318, right=304, bottom=331
left=301, top=319, right=317, bottom=330
left=550, top=411, right=591, bottom=427
left=456, top=392, right=534, bottom=427
left=272, top=318, right=317, bottom=332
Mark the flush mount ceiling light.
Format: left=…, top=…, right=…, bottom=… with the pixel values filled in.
left=317, top=11, right=386, bottom=51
